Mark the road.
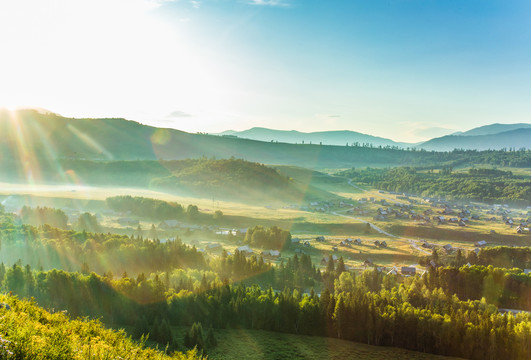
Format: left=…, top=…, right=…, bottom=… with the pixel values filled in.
left=332, top=211, right=431, bottom=255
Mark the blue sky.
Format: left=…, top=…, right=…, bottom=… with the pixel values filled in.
left=1, top=0, right=530, bottom=142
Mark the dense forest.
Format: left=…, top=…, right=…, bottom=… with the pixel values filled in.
left=1, top=260, right=530, bottom=360
left=339, top=166, right=531, bottom=204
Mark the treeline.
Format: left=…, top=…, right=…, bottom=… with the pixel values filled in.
left=425, top=265, right=531, bottom=310
left=421, top=246, right=531, bottom=270
left=2, top=264, right=530, bottom=360
left=476, top=247, right=531, bottom=269
left=107, top=196, right=186, bottom=220
left=244, top=226, right=291, bottom=249
left=340, top=166, right=531, bottom=204
left=106, top=195, right=217, bottom=223
left=0, top=218, right=206, bottom=275
left=20, top=206, right=68, bottom=229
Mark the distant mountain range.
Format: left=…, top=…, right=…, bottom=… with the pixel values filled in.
left=217, top=127, right=412, bottom=148
left=452, top=123, right=531, bottom=136
left=418, top=128, right=531, bottom=151
left=218, top=123, right=531, bottom=151
left=0, top=110, right=528, bottom=178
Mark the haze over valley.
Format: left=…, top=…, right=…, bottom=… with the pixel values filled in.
left=0, top=1, right=530, bottom=359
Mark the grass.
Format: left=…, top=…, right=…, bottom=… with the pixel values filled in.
left=199, top=328, right=462, bottom=360
left=0, top=295, right=198, bottom=360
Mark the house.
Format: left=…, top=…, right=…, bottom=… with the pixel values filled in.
left=426, top=260, right=438, bottom=269
left=316, top=236, right=325, bottom=242
left=475, top=240, right=487, bottom=247
left=237, top=245, right=253, bottom=255
left=363, top=258, right=373, bottom=267
left=291, top=237, right=300, bottom=244
left=354, top=238, right=362, bottom=245
left=332, top=246, right=339, bottom=252
left=261, top=250, right=280, bottom=258
left=442, top=244, right=453, bottom=252
left=303, top=241, right=311, bottom=247
left=158, top=220, right=180, bottom=229
left=374, top=240, right=381, bottom=247
left=401, top=266, right=416, bottom=276
left=321, top=255, right=338, bottom=265
left=206, top=243, right=222, bottom=252
left=473, top=247, right=481, bottom=255
left=380, top=241, right=388, bottom=248
left=434, top=216, right=446, bottom=223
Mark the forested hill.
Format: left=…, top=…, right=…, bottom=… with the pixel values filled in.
left=149, top=158, right=327, bottom=202
left=1, top=110, right=530, bottom=171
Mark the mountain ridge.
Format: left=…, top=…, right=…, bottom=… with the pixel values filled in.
left=215, top=127, right=412, bottom=148
left=419, top=128, right=531, bottom=151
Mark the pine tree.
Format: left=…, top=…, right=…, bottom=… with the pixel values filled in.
left=206, top=325, right=217, bottom=347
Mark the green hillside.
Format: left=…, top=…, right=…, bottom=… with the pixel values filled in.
left=0, top=295, right=197, bottom=359
left=150, top=158, right=333, bottom=203
left=201, top=328, right=462, bottom=360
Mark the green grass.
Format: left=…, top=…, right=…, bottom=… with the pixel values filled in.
left=0, top=295, right=198, bottom=360
left=202, top=328, right=462, bottom=360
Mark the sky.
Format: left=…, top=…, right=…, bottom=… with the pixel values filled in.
left=0, top=0, right=530, bottom=143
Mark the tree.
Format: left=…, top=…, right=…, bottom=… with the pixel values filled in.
left=213, top=210, right=223, bottom=221
left=187, top=205, right=199, bottom=219
left=336, top=257, right=346, bottom=275
left=184, top=322, right=205, bottom=350
left=77, top=213, right=101, bottom=233
left=206, top=326, right=217, bottom=347
left=149, top=224, right=158, bottom=240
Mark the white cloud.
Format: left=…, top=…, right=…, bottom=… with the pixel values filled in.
left=189, top=0, right=201, bottom=8
left=168, top=110, right=193, bottom=118
left=247, top=0, right=291, bottom=7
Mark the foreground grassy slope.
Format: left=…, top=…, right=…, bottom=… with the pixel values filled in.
left=0, top=295, right=197, bottom=360
left=202, top=328, right=462, bottom=360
